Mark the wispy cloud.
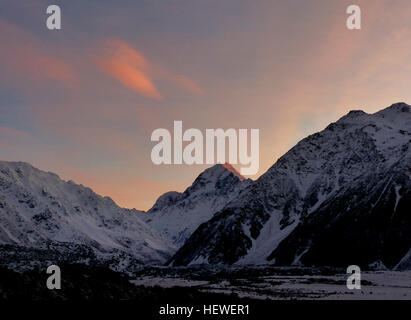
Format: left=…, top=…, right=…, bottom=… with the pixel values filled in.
left=94, top=38, right=204, bottom=99
left=0, top=19, right=75, bottom=87
left=95, top=39, right=162, bottom=99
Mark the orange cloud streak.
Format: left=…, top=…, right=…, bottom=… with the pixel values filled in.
left=96, top=39, right=162, bottom=99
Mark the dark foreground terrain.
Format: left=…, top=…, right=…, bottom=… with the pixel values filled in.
left=1, top=264, right=410, bottom=300
left=0, top=264, right=278, bottom=318
left=0, top=264, right=410, bottom=318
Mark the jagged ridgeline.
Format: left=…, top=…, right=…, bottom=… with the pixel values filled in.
left=0, top=162, right=174, bottom=272
left=169, top=103, right=411, bottom=270
left=0, top=103, right=410, bottom=271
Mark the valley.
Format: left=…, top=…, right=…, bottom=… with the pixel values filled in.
left=131, top=266, right=411, bottom=300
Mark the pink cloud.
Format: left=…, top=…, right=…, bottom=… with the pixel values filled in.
left=94, top=38, right=203, bottom=98
left=95, top=39, right=162, bottom=99
left=0, top=19, right=75, bottom=87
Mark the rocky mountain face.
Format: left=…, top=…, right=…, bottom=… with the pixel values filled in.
left=141, top=163, right=251, bottom=248
left=0, top=161, right=174, bottom=271
left=169, top=103, right=411, bottom=270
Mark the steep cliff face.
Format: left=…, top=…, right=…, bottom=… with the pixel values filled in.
left=169, top=103, right=411, bottom=269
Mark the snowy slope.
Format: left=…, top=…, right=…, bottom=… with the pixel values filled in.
left=169, top=102, right=411, bottom=269
left=0, top=161, right=174, bottom=270
left=142, top=163, right=251, bottom=248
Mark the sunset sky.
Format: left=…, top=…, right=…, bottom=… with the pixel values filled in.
left=1, top=0, right=411, bottom=210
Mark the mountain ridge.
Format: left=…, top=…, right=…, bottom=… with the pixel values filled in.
left=1, top=102, right=410, bottom=271
left=142, top=163, right=252, bottom=248
left=169, top=102, right=411, bottom=269
left=0, top=161, right=174, bottom=271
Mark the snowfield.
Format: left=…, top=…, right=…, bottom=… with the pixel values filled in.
left=131, top=266, right=411, bottom=300
left=0, top=161, right=174, bottom=271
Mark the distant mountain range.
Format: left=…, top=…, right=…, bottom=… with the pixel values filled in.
left=0, top=161, right=174, bottom=271
left=0, top=102, right=410, bottom=271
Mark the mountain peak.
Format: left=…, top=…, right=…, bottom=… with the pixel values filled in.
left=170, top=102, right=411, bottom=267
left=337, top=109, right=368, bottom=123
left=347, top=109, right=367, bottom=116
left=334, top=102, right=411, bottom=127
left=188, top=163, right=246, bottom=194
left=220, top=163, right=245, bottom=181
left=377, top=102, right=410, bottom=115
left=144, top=163, right=250, bottom=248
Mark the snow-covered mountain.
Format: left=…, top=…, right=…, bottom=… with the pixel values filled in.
left=141, top=163, right=251, bottom=248
left=0, top=161, right=174, bottom=271
left=169, top=102, right=411, bottom=270
left=2, top=102, right=409, bottom=272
